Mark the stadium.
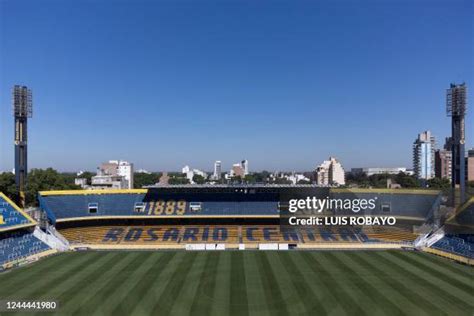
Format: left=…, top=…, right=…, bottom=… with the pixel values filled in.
left=0, top=185, right=473, bottom=315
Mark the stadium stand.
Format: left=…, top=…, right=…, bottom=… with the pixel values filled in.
left=0, top=229, right=51, bottom=266
left=38, top=191, right=147, bottom=222
left=57, top=224, right=418, bottom=249
left=0, top=192, right=36, bottom=231
left=362, top=226, right=418, bottom=243
left=36, top=186, right=442, bottom=252
left=428, top=198, right=474, bottom=260
left=0, top=192, right=55, bottom=270
left=431, top=235, right=474, bottom=259
left=39, top=187, right=440, bottom=221
left=60, top=226, right=249, bottom=246
left=39, top=193, right=279, bottom=220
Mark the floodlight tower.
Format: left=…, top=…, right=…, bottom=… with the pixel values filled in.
left=446, top=83, right=467, bottom=205
left=12, top=85, right=33, bottom=208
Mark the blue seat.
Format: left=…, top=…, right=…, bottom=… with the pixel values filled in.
left=0, top=195, right=32, bottom=229
left=0, top=230, right=50, bottom=265
left=432, top=234, right=474, bottom=259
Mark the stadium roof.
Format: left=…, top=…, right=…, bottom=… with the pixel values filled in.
left=38, top=185, right=441, bottom=196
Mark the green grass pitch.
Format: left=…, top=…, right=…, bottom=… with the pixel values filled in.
left=0, top=251, right=472, bottom=315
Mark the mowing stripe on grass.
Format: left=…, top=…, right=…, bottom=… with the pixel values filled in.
left=339, top=251, right=430, bottom=316
left=1, top=250, right=471, bottom=316
left=99, top=252, right=168, bottom=315
left=393, top=251, right=473, bottom=291
left=310, top=252, right=367, bottom=316
left=46, top=252, right=122, bottom=305
left=0, top=252, right=96, bottom=298
left=0, top=252, right=67, bottom=286
left=244, top=251, right=271, bottom=316
left=89, top=253, right=159, bottom=315
left=373, top=251, right=470, bottom=315
left=129, top=252, right=180, bottom=316
left=210, top=251, right=232, bottom=316
left=326, top=252, right=405, bottom=315
left=278, top=251, right=326, bottom=315
left=189, top=252, right=221, bottom=315
left=6, top=252, right=103, bottom=300
left=417, top=251, right=474, bottom=275
left=382, top=251, right=474, bottom=307
left=68, top=252, right=146, bottom=316
left=350, top=251, right=442, bottom=316
left=255, top=251, right=289, bottom=316
left=230, top=251, right=249, bottom=316
left=151, top=252, right=199, bottom=315
left=110, top=253, right=171, bottom=316
left=169, top=252, right=211, bottom=315
left=298, top=251, right=351, bottom=315
left=266, top=251, right=307, bottom=315
left=415, top=251, right=474, bottom=277
left=375, top=252, right=473, bottom=314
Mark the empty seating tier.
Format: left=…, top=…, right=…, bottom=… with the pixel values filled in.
left=39, top=188, right=441, bottom=222
left=0, top=229, right=51, bottom=266
left=0, top=193, right=35, bottom=230
left=58, top=225, right=417, bottom=247
left=432, top=235, right=474, bottom=259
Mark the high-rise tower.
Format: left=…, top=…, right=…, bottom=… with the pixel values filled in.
left=446, top=83, right=467, bottom=204
left=213, top=161, right=222, bottom=180
left=413, top=131, right=436, bottom=181
left=12, top=85, right=32, bottom=207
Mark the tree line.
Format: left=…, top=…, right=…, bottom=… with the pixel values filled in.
left=346, top=171, right=453, bottom=190
left=0, top=168, right=80, bottom=207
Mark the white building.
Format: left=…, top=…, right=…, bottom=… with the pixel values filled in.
left=413, top=131, right=435, bottom=180
left=117, top=160, right=134, bottom=189
left=136, top=169, right=151, bottom=174
left=91, top=175, right=128, bottom=189
left=92, top=160, right=134, bottom=189
left=182, top=165, right=207, bottom=183
left=74, top=178, right=88, bottom=188
left=286, top=173, right=310, bottom=184
left=315, top=157, right=345, bottom=186
left=213, top=161, right=222, bottom=180
left=351, top=167, right=408, bottom=176
left=182, top=165, right=193, bottom=182
left=241, top=160, right=249, bottom=175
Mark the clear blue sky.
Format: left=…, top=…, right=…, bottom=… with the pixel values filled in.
left=0, top=0, right=472, bottom=172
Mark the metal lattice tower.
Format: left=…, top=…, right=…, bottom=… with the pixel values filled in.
left=12, top=85, right=33, bottom=208
left=446, top=83, right=467, bottom=205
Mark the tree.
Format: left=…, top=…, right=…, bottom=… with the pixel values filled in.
left=230, top=176, right=243, bottom=184
left=394, top=172, right=420, bottom=188
left=134, top=172, right=161, bottom=188
left=192, top=174, right=206, bottom=184
left=427, top=177, right=450, bottom=190
left=271, top=177, right=292, bottom=185
left=297, top=179, right=311, bottom=184
left=369, top=174, right=390, bottom=188
left=26, top=168, right=80, bottom=206
left=0, top=172, right=17, bottom=202
left=168, top=176, right=190, bottom=185
left=345, top=171, right=420, bottom=189
left=346, top=171, right=370, bottom=187
left=253, top=171, right=271, bottom=183
left=243, top=174, right=257, bottom=184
